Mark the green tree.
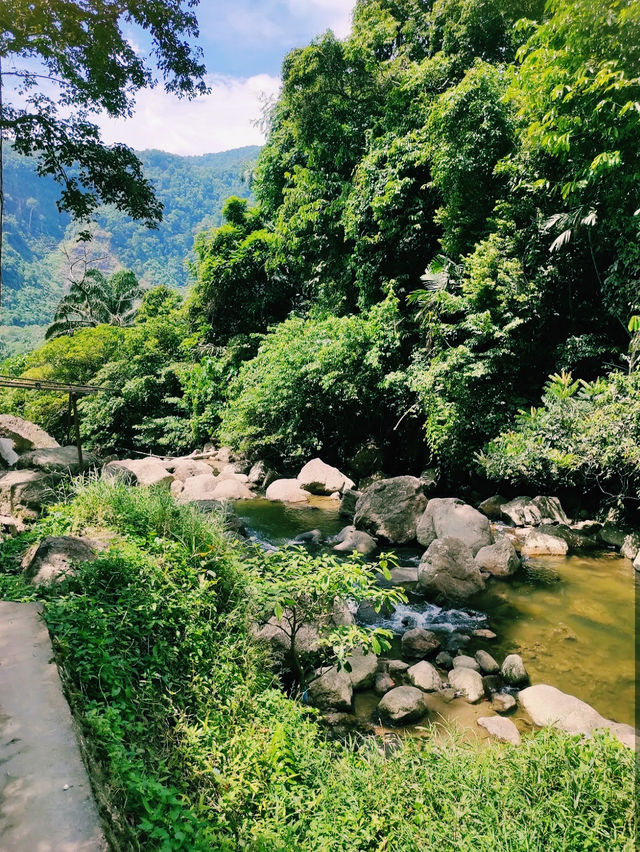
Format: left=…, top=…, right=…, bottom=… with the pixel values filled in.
left=46, top=269, right=144, bottom=339
left=0, top=0, right=208, bottom=303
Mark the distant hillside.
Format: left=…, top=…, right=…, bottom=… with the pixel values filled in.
left=1, top=145, right=260, bottom=333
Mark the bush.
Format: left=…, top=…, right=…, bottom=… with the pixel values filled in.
left=218, top=296, right=417, bottom=471
left=479, top=370, right=640, bottom=508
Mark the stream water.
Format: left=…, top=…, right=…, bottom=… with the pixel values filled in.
left=236, top=497, right=636, bottom=727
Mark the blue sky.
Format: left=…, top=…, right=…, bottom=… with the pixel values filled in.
left=97, top=1, right=357, bottom=155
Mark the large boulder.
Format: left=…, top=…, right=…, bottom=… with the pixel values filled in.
left=212, top=478, right=254, bottom=501
left=634, top=552, right=640, bottom=573
left=501, top=496, right=568, bottom=527
left=354, top=476, right=427, bottom=544
left=339, top=488, right=361, bottom=520
left=297, top=458, right=355, bottom=495
left=401, top=628, right=440, bottom=660
left=416, top=498, right=492, bottom=555
left=598, top=522, right=627, bottom=549
left=308, top=666, right=353, bottom=711
left=407, top=660, right=441, bottom=692
left=621, top=532, right=640, bottom=561
left=169, top=459, right=214, bottom=481
left=377, top=686, right=427, bottom=724
left=103, top=458, right=173, bottom=487
left=331, top=525, right=377, bottom=556
left=477, top=495, right=508, bottom=520
left=448, top=667, right=485, bottom=703
left=475, top=537, right=520, bottom=577
left=344, top=647, right=378, bottom=690
left=418, top=538, right=486, bottom=601
left=518, top=684, right=636, bottom=748
left=475, top=650, right=500, bottom=674
left=0, top=470, right=57, bottom=516
left=21, top=536, right=97, bottom=585
left=477, top=716, right=521, bottom=746
left=452, top=654, right=481, bottom=672
left=265, top=479, right=310, bottom=503
left=0, top=415, right=59, bottom=452
left=521, top=528, right=569, bottom=557
left=16, top=446, right=98, bottom=474
left=178, top=473, right=218, bottom=503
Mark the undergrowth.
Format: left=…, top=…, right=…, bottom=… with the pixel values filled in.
left=0, top=480, right=635, bottom=850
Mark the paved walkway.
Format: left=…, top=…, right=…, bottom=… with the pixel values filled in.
left=0, top=602, right=107, bottom=851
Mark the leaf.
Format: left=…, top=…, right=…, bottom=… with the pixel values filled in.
left=550, top=229, right=573, bottom=252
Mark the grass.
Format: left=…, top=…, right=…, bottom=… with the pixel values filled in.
left=0, top=479, right=635, bottom=850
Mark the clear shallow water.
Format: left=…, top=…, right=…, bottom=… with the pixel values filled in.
left=237, top=499, right=636, bottom=727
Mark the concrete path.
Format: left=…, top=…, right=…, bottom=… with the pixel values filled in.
left=0, top=602, right=107, bottom=851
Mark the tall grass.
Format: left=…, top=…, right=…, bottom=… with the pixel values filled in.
left=0, top=480, right=635, bottom=850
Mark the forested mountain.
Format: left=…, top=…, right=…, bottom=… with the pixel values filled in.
left=1, top=145, right=259, bottom=330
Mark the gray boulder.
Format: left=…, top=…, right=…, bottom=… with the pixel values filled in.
left=521, top=528, right=569, bottom=557
left=0, top=438, right=19, bottom=467
left=170, top=459, right=214, bottom=481
left=344, top=647, right=378, bottom=690
left=374, top=672, right=396, bottom=695
left=634, top=552, right=640, bottom=573
left=475, top=650, right=500, bottom=674
left=418, top=537, right=486, bottom=601
left=621, top=533, right=640, bottom=561
left=532, top=496, right=569, bottom=524
left=435, top=651, right=453, bottom=670
left=501, top=495, right=568, bottom=527
left=377, top=686, right=427, bottom=724
left=417, top=497, right=492, bottom=555
left=386, top=660, right=410, bottom=678
left=265, top=479, right=310, bottom=503
left=501, top=654, right=528, bottom=686
left=104, top=458, right=173, bottom=488
left=332, top=525, right=377, bottom=556
left=0, top=470, right=57, bottom=516
left=354, top=476, right=427, bottom=544
left=297, top=458, right=355, bottom=495
left=598, top=522, right=627, bottom=549
left=17, top=446, right=98, bottom=474
left=448, top=667, right=484, bottom=703
left=477, top=495, right=508, bottom=520
left=339, top=488, right=361, bottom=520
left=0, top=415, right=59, bottom=452
left=518, top=684, right=636, bottom=748
left=407, top=660, right=442, bottom=692
left=212, top=478, right=254, bottom=501
left=477, top=716, right=521, bottom=745
left=401, top=628, right=440, bottom=660
left=179, top=473, right=219, bottom=502
left=475, top=537, right=520, bottom=577
left=308, top=667, right=353, bottom=711
left=491, top=693, right=517, bottom=714
left=21, top=535, right=97, bottom=585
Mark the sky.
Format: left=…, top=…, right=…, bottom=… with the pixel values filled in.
left=98, top=1, right=358, bottom=156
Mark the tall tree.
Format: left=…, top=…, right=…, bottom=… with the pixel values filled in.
left=0, top=0, right=208, bottom=308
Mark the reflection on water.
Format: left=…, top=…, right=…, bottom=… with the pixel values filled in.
left=237, top=499, right=636, bottom=727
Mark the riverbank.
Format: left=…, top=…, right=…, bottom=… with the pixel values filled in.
left=0, top=479, right=635, bottom=850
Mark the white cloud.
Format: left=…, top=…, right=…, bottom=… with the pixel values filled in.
left=288, top=0, right=356, bottom=38
left=97, top=74, right=281, bottom=155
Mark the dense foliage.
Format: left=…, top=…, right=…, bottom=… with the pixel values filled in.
left=0, top=482, right=634, bottom=849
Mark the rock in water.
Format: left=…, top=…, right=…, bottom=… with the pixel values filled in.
left=475, top=537, right=520, bottom=577
left=418, top=538, right=485, bottom=601
left=339, top=488, right=361, bottom=520
left=475, top=650, right=500, bottom=674
left=501, top=495, right=568, bottom=527
left=374, top=672, right=396, bottom=695
left=401, top=628, right=441, bottom=660
left=500, top=654, right=528, bottom=685
left=22, top=536, right=97, bottom=585
left=354, top=476, right=427, bottom=544
left=332, top=525, right=377, bottom=555
left=297, top=458, right=355, bottom=495
left=448, top=667, right=485, bottom=703
left=212, top=478, right=254, bottom=500
left=179, top=473, right=219, bottom=502
left=377, top=686, right=427, bottom=724
left=477, top=716, right=521, bottom=745
left=477, top=495, right=508, bottom=520
left=308, top=667, right=353, bottom=711
left=0, top=415, right=60, bottom=452
left=452, top=654, right=481, bottom=672
left=344, top=647, right=378, bottom=690
left=416, top=497, right=492, bottom=555
left=407, top=660, right=442, bottom=692
left=265, top=479, right=310, bottom=503
left=521, top=528, right=569, bottom=557
left=518, top=684, right=636, bottom=748
left=491, top=693, right=517, bottom=714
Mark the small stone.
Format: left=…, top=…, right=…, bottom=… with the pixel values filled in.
left=491, top=693, right=517, bottom=714
left=475, top=650, right=500, bottom=674
left=477, top=715, right=521, bottom=745
left=377, top=686, right=427, bottom=724
left=374, top=672, right=395, bottom=695
left=501, top=654, right=529, bottom=686
left=448, top=667, right=485, bottom=703
left=452, top=654, right=480, bottom=672
left=439, top=687, right=456, bottom=703
left=386, top=660, right=410, bottom=677
left=473, top=628, right=497, bottom=640
left=482, top=675, right=502, bottom=697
